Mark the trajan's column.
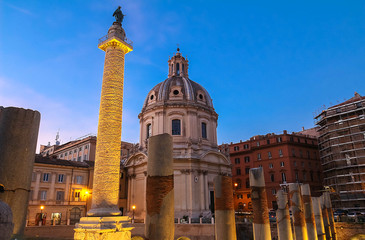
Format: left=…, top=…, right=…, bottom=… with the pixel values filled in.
left=74, top=6, right=133, bottom=240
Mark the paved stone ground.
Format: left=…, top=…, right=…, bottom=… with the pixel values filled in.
left=24, top=224, right=215, bottom=240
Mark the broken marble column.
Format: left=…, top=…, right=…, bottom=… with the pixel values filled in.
left=323, top=192, right=336, bottom=240
left=145, top=133, right=174, bottom=240
left=276, top=190, right=293, bottom=240
left=301, top=184, right=318, bottom=240
left=312, top=197, right=326, bottom=240
left=213, top=175, right=237, bottom=240
left=289, top=183, right=308, bottom=240
left=249, top=168, right=271, bottom=240
left=320, top=195, right=332, bottom=240
left=0, top=107, right=40, bottom=238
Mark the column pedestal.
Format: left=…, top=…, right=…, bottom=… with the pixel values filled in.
left=74, top=216, right=133, bottom=240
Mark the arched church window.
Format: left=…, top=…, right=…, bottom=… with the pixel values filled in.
left=172, top=119, right=181, bottom=135
left=176, top=63, right=180, bottom=75
left=202, top=122, right=207, bottom=139
left=146, top=124, right=152, bottom=138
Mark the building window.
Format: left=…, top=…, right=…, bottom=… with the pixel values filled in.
left=281, top=173, right=286, bottom=183
left=40, top=190, right=47, bottom=200
left=290, top=136, right=294, bottom=142
left=79, top=147, right=82, bottom=151
left=58, top=174, right=64, bottom=183
left=297, top=138, right=301, bottom=143
left=56, top=191, right=64, bottom=201
left=234, top=158, right=240, bottom=164
left=295, top=172, right=299, bottom=181
left=269, top=163, right=273, bottom=169
left=234, top=146, right=239, bottom=151
left=307, top=151, right=310, bottom=159
left=147, top=123, right=152, bottom=138
left=246, top=178, right=250, bottom=188
left=245, top=168, right=250, bottom=174
left=237, top=194, right=243, bottom=199
left=257, top=153, right=261, bottom=160
left=76, top=176, right=83, bottom=184
left=256, top=142, right=260, bottom=146
left=258, top=164, right=263, bottom=168
left=301, top=162, right=304, bottom=167
left=272, top=189, right=276, bottom=195
left=77, top=156, right=81, bottom=162
left=270, top=174, right=275, bottom=182
left=277, top=137, right=282, bottom=143
left=268, top=152, right=272, bottom=159
left=65, top=152, right=68, bottom=156
left=60, top=154, right=63, bottom=158
left=279, top=149, right=283, bottom=157
left=74, top=149, right=77, bottom=153
left=310, top=171, right=314, bottom=182
left=244, top=156, right=250, bottom=163
left=303, top=172, right=307, bottom=181
left=292, top=149, right=296, bottom=157
left=267, top=139, right=270, bottom=144
left=243, top=144, right=249, bottom=149
left=294, top=161, right=297, bottom=167
left=85, top=145, right=88, bottom=149
left=42, top=173, right=50, bottom=182
left=305, top=139, right=308, bottom=144
left=236, top=168, right=241, bottom=175
left=247, top=194, right=251, bottom=199
left=236, top=179, right=242, bottom=189
left=202, top=122, right=207, bottom=139
left=84, top=154, right=88, bottom=161
left=280, top=162, right=284, bottom=167
left=299, top=150, right=303, bottom=158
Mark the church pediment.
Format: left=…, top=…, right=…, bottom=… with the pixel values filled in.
left=125, top=152, right=148, bottom=167
left=200, top=151, right=231, bottom=166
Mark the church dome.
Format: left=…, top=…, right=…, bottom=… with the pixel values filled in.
left=141, top=49, right=214, bottom=113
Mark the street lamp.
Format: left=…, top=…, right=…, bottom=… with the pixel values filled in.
left=132, top=205, right=136, bottom=223
left=40, top=205, right=44, bottom=214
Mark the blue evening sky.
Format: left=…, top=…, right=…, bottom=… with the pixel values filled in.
left=1, top=1, right=364, bottom=151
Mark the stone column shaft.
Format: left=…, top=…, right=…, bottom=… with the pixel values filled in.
left=301, top=184, right=317, bottom=240
left=312, top=197, right=326, bottom=240
left=324, top=192, right=336, bottom=240
left=276, top=190, right=293, bottom=240
left=289, top=183, right=308, bottom=240
left=320, top=195, right=332, bottom=240
left=145, top=134, right=174, bottom=240
left=214, top=175, right=237, bottom=240
left=249, top=168, right=271, bottom=240
left=0, top=107, right=40, bottom=237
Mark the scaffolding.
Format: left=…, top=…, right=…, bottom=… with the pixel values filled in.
left=315, top=93, right=365, bottom=211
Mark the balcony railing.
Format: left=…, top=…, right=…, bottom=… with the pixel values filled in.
left=98, top=33, right=133, bottom=47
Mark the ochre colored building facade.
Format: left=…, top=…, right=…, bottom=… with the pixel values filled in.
left=222, top=130, right=323, bottom=211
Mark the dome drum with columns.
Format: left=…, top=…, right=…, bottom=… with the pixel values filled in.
left=125, top=49, right=231, bottom=219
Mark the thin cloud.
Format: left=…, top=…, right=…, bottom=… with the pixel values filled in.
left=4, top=3, right=36, bottom=16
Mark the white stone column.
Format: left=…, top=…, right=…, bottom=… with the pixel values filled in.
left=249, top=168, right=271, bottom=240
left=289, top=183, right=308, bottom=240
left=276, top=190, right=293, bottom=240
left=301, top=184, right=318, bottom=240
left=312, top=197, right=326, bottom=240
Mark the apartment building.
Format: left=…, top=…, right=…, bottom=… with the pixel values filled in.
left=222, top=129, right=322, bottom=211
left=315, top=92, right=365, bottom=211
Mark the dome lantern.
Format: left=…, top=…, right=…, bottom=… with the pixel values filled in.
left=168, top=48, right=189, bottom=78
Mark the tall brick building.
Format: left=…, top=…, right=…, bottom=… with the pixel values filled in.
left=221, top=129, right=323, bottom=211
left=315, top=92, right=365, bottom=211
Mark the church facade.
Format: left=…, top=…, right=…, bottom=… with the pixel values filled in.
left=125, top=49, right=232, bottom=219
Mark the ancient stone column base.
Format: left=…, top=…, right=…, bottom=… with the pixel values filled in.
left=74, top=216, right=133, bottom=240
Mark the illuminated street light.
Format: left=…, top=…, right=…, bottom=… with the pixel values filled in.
left=40, top=205, right=44, bottom=214
left=132, top=205, right=136, bottom=223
